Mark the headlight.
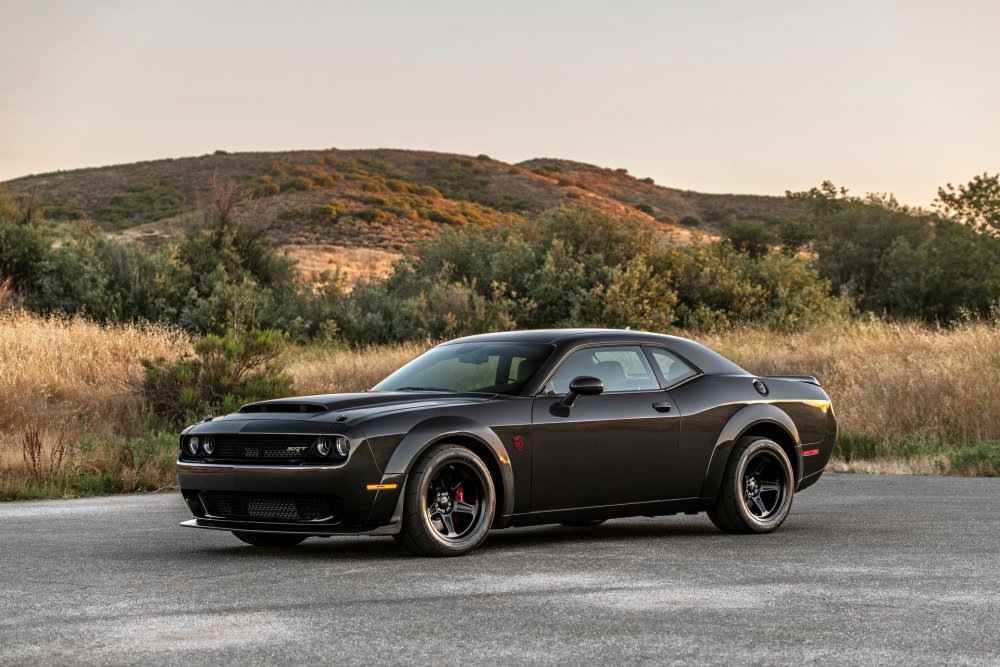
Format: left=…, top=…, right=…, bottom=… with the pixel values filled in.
left=316, top=435, right=350, bottom=458
left=186, top=436, right=200, bottom=456
left=202, top=437, right=214, bottom=456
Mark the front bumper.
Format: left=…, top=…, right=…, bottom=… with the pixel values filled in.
left=176, top=442, right=406, bottom=535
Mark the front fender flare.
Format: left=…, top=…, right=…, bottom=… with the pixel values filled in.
left=697, top=403, right=803, bottom=499
left=382, top=416, right=515, bottom=521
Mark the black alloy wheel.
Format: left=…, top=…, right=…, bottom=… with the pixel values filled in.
left=708, top=436, right=794, bottom=534
left=395, top=444, right=496, bottom=557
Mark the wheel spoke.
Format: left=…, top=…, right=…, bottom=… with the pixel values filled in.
left=751, top=494, right=768, bottom=515
left=440, top=513, right=458, bottom=537
left=759, top=482, right=781, bottom=493
left=452, top=501, right=477, bottom=516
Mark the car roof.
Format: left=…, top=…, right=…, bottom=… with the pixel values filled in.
left=445, top=328, right=628, bottom=345
left=442, top=329, right=748, bottom=376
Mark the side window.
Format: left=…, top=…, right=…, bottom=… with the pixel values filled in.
left=649, top=348, right=697, bottom=386
left=544, top=346, right=660, bottom=394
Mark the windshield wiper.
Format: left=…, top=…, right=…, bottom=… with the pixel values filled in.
left=394, top=386, right=456, bottom=392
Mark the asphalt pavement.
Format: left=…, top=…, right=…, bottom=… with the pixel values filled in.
left=1, top=473, right=998, bottom=665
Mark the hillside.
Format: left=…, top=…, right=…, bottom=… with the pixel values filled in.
left=3, top=149, right=805, bottom=281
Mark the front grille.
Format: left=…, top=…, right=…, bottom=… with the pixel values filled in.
left=200, top=492, right=339, bottom=522
left=212, top=436, right=318, bottom=461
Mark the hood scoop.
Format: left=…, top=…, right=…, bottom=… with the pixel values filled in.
left=239, top=402, right=328, bottom=414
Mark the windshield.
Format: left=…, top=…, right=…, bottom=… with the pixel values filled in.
left=372, top=342, right=554, bottom=395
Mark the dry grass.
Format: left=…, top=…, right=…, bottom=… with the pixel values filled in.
left=0, top=311, right=189, bottom=497
left=286, top=342, right=425, bottom=395
left=699, top=320, right=1000, bottom=444
left=2, top=313, right=998, bottom=499
left=0, top=311, right=189, bottom=437
left=280, top=244, right=401, bottom=288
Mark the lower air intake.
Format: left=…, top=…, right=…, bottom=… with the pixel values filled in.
left=200, top=492, right=338, bottom=522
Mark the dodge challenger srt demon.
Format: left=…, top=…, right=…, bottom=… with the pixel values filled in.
left=177, top=329, right=837, bottom=556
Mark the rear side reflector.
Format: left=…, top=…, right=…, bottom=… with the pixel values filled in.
left=802, top=449, right=820, bottom=457
left=366, top=484, right=398, bottom=491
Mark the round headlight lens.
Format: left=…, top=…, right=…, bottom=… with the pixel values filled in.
left=186, top=436, right=200, bottom=456
left=316, top=437, right=332, bottom=457
left=334, top=436, right=350, bottom=458
left=202, top=437, right=214, bottom=456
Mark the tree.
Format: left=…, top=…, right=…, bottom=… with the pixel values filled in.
left=936, top=173, right=1000, bottom=236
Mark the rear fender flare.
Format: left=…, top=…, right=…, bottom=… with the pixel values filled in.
left=698, top=403, right=802, bottom=499
left=383, top=416, right=515, bottom=520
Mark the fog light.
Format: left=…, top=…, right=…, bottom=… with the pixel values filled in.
left=334, top=436, right=350, bottom=458
left=316, top=437, right=332, bottom=457
left=186, top=437, right=200, bottom=456
left=202, top=437, right=214, bottom=456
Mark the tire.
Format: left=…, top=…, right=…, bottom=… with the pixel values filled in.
left=560, top=519, right=606, bottom=528
left=233, top=531, right=308, bottom=547
left=708, top=436, right=794, bottom=534
left=394, top=443, right=496, bottom=557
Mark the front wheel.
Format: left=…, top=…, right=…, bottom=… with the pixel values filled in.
left=394, top=444, right=496, bottom=557
left=233, top=531, right=308, bottom=547
left=708, top=437, right=794, bottom=534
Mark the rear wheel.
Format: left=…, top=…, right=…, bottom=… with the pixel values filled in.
left=708, top=437, right=794, bottom=534
left=232, top=531, right=308, bottom=547
left=394, top=444, right=495, bottom=557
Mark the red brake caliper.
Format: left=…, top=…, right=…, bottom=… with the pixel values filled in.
left=455, top=485, right=465, bottom=503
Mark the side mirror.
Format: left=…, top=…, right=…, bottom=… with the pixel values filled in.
left=561, top=376, right=604, bottom=407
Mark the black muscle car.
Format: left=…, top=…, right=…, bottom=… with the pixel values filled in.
left=177, top=329, right=837, bottom=556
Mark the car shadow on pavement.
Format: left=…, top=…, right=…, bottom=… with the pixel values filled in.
left=186, top=517, right=764, bottom=562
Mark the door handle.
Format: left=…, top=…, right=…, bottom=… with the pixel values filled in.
left=652, top=402, right=671, bottom=412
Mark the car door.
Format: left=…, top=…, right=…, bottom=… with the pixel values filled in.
left=530, top=345, right=681, bottom=511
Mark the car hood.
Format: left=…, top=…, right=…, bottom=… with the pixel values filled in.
left=192, top=391, right=496, bottom=430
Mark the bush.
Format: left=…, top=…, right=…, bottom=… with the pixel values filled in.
left=634, top=203, right=655, bottom=216
left=722, top=219, right=774, bottom=258
left=324, top=207, right=848, bottom=339
left=788, top=182, right=1000, bottom=322
left=141, top=329, right=294, bottom=424
left=97, top=180, right=185, bottom=229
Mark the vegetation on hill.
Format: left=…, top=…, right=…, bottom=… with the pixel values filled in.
left=3, top=151, right=1000, bottom=498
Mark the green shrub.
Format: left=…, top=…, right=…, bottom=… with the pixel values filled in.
left=97, top=181, right=185, bottom=229
left=722, top=219, right=774, bottom=258
left=141, top=329, right=294, bottom=424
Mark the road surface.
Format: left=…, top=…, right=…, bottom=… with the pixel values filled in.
left=1, top=473, right=998, bottom=665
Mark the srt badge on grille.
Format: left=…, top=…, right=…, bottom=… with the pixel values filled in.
left=286, top=446, right=308, bottom=455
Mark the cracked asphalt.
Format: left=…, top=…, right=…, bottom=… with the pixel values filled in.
left=1, top=473, right=998, bottom=665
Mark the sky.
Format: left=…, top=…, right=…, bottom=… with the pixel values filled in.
left=1, top=0, right=997, bottom=206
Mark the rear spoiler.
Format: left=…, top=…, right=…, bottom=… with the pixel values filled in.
left=766, top=375, right=822, bottom=387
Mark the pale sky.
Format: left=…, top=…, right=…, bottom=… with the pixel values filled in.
left=2, top=0, right=997, bottom=206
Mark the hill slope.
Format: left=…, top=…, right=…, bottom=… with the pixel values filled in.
left=3, top=148, right=804, bottom=280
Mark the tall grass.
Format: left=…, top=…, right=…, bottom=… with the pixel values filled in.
left=286, top=341, right=425, bottom=395
left=0, top=311, right=188, bottom=499
left=2, top=313, right=999, bottom=500
left=700, top=320, right=1000, bottom=474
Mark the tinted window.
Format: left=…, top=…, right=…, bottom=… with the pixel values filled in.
left=372, top=342, right=553, bottom=394
left=544, top=346, right=659, bottom=394
left=650, top=348, right=697, bottom=385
